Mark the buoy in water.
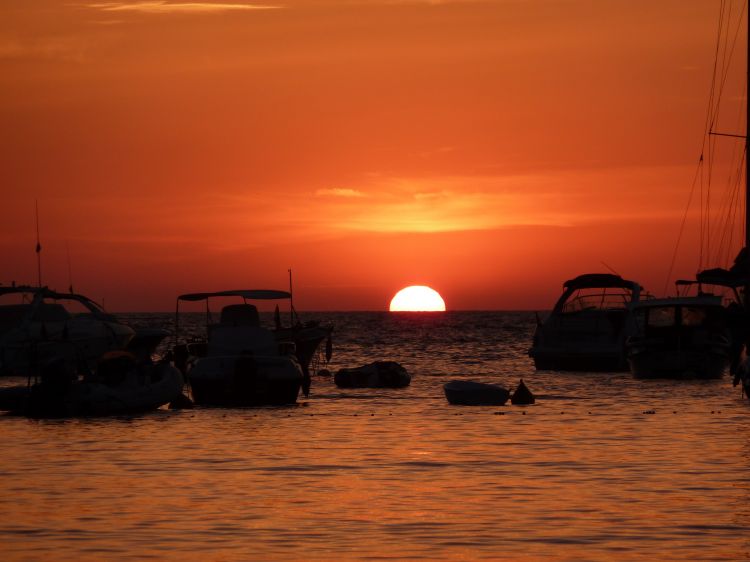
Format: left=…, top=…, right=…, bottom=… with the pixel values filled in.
left=511, top=379, right=535, bottom=405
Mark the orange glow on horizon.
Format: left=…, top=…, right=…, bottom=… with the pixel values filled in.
left=390, top=286, right=446, bottom=312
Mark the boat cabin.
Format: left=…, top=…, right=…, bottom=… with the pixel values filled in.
left=630, top=297, right=728, bottom=340
left=529, top=273, right=646, bottom=371
left=207, top=304, right=278, bottom=357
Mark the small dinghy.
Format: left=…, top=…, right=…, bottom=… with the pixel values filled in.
left=443, top=380, right=509, bottom=406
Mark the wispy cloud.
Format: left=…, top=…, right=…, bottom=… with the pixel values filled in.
left=87, top=2, right=283, bottom=14
left=315, top=188, right=367, bottom=198
left=305, top=166, right=695, bottom=234
left=0, top=38, right=88, bottom=62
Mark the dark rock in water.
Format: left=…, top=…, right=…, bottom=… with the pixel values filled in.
left=317, top=368, right=332, bottom=377
left=444, top=380, right=509, bottom=406
left=511, top=379, right=535, bottom=405
left=335, top=361, right=410, bottom=388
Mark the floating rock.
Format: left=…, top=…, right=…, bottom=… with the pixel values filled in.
left=444, top=380, right=509, bottom=406
left=510, top=379, right=535, bottom=405
left=335, top=361, right=410, bottom=388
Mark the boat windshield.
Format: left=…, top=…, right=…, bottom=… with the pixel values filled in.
left=634, top=304, right=724, bottom=330
left=560, top=288, right=633, bottom=313
left=642, top=307, right=676, bottom=327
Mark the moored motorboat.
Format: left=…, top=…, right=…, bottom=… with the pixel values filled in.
left=0, top=285, right=135, bottom=377
left=444, top=380, right=509, bottom=405
left=21, top=351, right=184, bottom=418
left=174, top=288, right=332, bottom=398
left=626, top=295, right=730, bottom=379
left=173, top=290, right=318, bottom=406
left=529, top=274, right=647, bottom=371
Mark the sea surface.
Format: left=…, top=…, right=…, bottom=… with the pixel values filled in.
left=1, top=311, right=749, bottom=561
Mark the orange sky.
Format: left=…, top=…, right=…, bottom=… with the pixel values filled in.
left=0, top=0, right=747, bottom=311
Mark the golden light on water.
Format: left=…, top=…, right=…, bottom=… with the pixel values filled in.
left=389, top=285, right=446, bottom=312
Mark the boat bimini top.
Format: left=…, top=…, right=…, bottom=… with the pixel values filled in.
left=562, top=274, right=642, bottom=292
left=175, top=289, right=296, bottom=339
left=177, top=290, right=292, bottom=302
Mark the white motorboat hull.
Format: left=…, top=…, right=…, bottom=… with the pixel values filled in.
left=25, top=360, right=184, bottom=418
left=1, top=320, right=134, bottom=376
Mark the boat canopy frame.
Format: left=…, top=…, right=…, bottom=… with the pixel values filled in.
left=562, top=274, right=642, bottom=292
left=554, top=274, right=643, bottom=313
left=177, top=289, right=291, bottom=302
left=174, top=289, right=295, bottom=343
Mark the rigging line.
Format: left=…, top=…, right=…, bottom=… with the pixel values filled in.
left=730, top=153, right=746, bottom=258
left=712, top=0, right=747, bottom=127
left=708, top=3, right=723, bottom=132
left=727, top=150, right=747, bottom=261
left=663, top=155, right=704, bottom=296
left=713, top=134, right=745, bottom=264
left=701, top=0, right=725, bottom=148
left=714, top=160, right=743, bottom=265
left=707, top=0, right=747, bottom=265
left=707, top=130, right=717, bottom=262
left=700, top=152, right=705, bottom=270
left=711, top=0, right=733, bottom=126
left=716, top=124, right=748, bottom=264
left=707, top=0, right=736, bottom=261
left=698, top=0, right=728, bottom=269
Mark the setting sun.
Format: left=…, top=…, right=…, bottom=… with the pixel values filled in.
left=389, top=286, right=446, bottom=312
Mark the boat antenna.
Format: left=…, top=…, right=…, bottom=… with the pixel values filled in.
left=34, top=199, right=42, bottom=287
left=600, top=261, right=620, bottom=276
left=66, top=241, right=74, bottom=293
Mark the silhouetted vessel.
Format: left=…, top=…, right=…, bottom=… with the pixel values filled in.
left=173, top=289, right=331, bottom=406
left=626, top=294, right=730, bottom=379
left=0, top=285, right=135, bottom=377
left=23, top=350, right=184, bottom=418
left=529, top=273, right=646, bottom=371
left=624, top=8, right=747, bottom=384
